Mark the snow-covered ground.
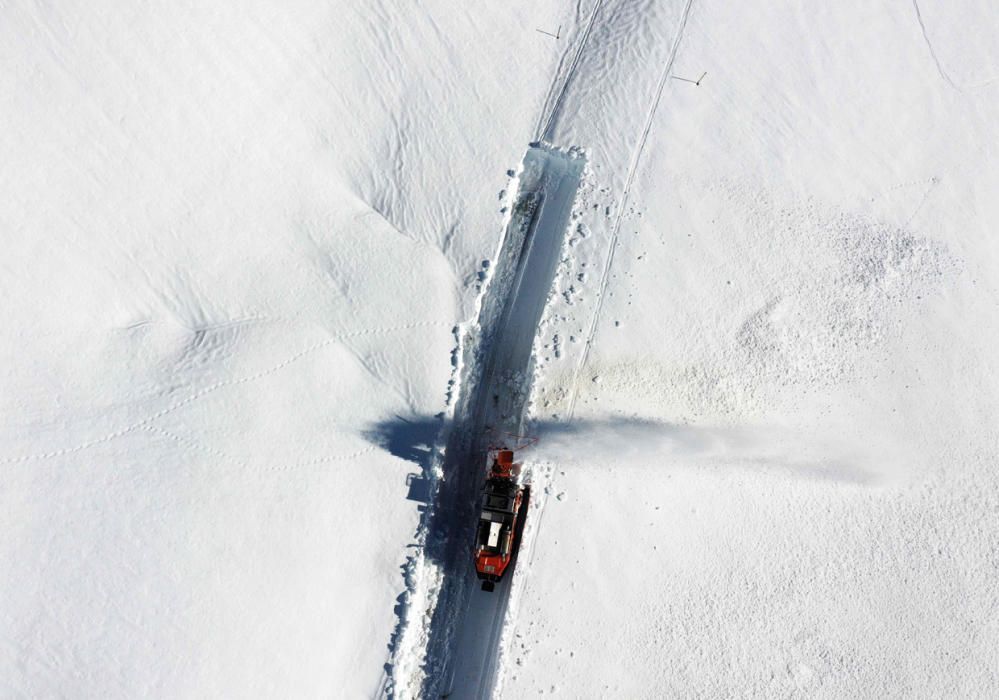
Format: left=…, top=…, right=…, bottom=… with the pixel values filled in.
left=3, top=0, right=999, bottom=698
left=0, top=1, right=558, bottom=696
left=502, top=0, right=999, bottom=697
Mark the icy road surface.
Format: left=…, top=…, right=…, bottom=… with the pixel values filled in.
left=418, top=146, right=583, bottom=699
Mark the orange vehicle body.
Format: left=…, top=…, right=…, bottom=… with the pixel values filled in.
left=474, top=449, right=528, bottom=590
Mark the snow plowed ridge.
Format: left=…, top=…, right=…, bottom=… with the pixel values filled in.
left=388, top=146, right=583, bottom=699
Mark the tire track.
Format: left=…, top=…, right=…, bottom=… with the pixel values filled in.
left=534, top=0, right=605, bottom=142
left=566, top=0, right=695, bottom=419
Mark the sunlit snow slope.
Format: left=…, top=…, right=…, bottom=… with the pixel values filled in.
left=503, top=0, right=999, bottom=697
left=0, top=1, right=576, bottom=696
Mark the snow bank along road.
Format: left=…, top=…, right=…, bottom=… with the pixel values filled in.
left=419, top=146, right=584, bottom=699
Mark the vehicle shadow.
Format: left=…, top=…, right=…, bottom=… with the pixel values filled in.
left=364, top=412, right=448, bottom=696
left=364, top=414, right=443, bottom=505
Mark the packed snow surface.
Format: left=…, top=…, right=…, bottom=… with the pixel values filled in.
left=3, top=0, right=999, bottom=698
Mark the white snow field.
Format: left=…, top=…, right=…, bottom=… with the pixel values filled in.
left=500, top=0, right=999, bottom=698
left=0, top=1, right=565, bottom=697
left=3, top=1, right=999, bottom=699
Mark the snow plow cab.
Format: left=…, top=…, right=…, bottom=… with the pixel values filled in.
left=474, top=449, right=529, bottom=592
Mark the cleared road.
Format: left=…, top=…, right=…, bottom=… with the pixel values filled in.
left=422, top=146, right=583, bottom=699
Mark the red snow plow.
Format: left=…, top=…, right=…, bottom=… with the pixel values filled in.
left=474, top=448, right=529, bottom=592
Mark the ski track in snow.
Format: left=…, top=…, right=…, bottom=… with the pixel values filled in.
left=911, top=0, right=961, bottom=92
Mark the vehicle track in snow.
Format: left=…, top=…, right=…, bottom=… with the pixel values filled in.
left=565, top=0, right=694, bottom=419
left=535, top=0, right=605, bottom=142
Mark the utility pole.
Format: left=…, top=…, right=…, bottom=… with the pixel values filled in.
left=671, top=71, right=707, bottom=86
left=536, top=24, right=561, bottom=40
